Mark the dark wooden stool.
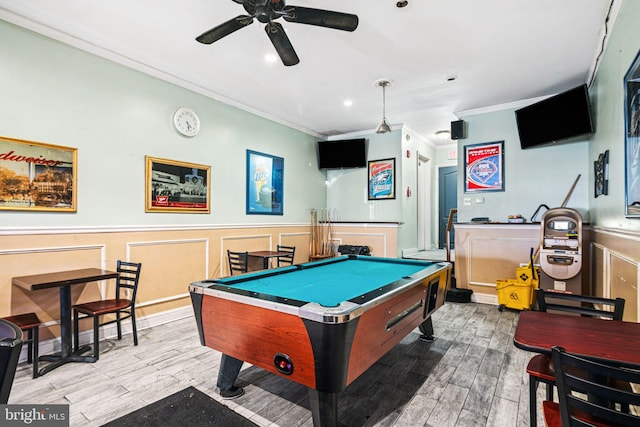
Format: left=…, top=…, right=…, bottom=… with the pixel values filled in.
left=2, top=313, right=42, bottom=378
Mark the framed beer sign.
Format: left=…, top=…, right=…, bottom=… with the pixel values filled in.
left=368, top=158, right=396, bottom=200
left=145, top=156, right=211, bottom=213
left=246, top=150, right=284, bottom=215
left=464, top=141, right=505, bottom=193
left=0, top=135, right=77, bottom=212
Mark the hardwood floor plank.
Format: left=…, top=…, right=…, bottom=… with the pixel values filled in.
left=463, top=373, right=498, bottom=418
left=456, top=408, right=488, bottom=427
left=392, top=394, right=438, bottom=426
left=426, top=383, right=469, bottom=427
left=485, top=396, right=519, bottom=427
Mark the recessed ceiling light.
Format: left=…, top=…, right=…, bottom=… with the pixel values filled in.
left=264, top=54, right=278, bottom=63
left=396, top=1, right=409, bottom=8
left=446, top=75, right=457, bottom=82
left=343, top=100, right=353, bottom=107
left=436, top=130, right=451, bottom=140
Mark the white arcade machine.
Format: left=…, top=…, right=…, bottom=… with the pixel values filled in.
left=539, top=208, right=586, bottom=294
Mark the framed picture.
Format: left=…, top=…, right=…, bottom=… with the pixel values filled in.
left=464, top=141, right=505, bottom=193
left=624, top=50, right=640, bottom=217
left=0, top=135, right=77, bottom=212
left=246, top=150, right=284, bottom=215
left=368, top=158, right=396, bottom=200
left=145, top=156, right=210, bottom=213
left=594, top=150, right=609, bottom=198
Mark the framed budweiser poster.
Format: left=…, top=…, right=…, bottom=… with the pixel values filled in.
left=0, top=135, right=77, bottom=212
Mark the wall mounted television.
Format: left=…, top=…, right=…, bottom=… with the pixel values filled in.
left=515, top=84, right=594, bottom=149
left=317, top=138, right=367, bottom=169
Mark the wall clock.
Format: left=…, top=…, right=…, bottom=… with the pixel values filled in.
left=173, top=107, right=200, bottom=137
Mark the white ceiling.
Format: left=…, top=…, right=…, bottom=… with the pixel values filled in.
left=0, top=0, right=616, bottom=145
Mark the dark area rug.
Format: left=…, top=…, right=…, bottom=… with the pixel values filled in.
left=102, top=386, right=258, bottom=427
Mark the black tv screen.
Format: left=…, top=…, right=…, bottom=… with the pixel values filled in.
left=515, top=84, right=594, bottom=149
left=318, top=138, right=367, bottom=169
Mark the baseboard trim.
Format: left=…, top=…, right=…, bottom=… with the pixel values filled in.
left=472, top=293, right=499, bottom=305
left=402, top=248, right=419, bottom=257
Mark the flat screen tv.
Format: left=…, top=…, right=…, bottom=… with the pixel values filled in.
left=515, top=84, right=594, bottom=149
left=317, top=138, right=367, bottom=169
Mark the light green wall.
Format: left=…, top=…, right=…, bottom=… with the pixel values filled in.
left=0, top=20, right=326, bottom=227
left=588, top=0, right=640, bottom=231
left=457, top=109, right=589, bottom=223
left=325, top=128, right=441, bottom=256
left=326, top=130, right=403, bottom=222
left=6, top=1, right=635, bottom=241
left=399, top=128, right=438, bottom=255
left=456, top=0, right=640, bottom=232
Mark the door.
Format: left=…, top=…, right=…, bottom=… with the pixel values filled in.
left=438, top=166, right=457, bottom=249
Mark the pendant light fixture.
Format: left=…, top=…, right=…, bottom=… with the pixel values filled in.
left=375, top=79, right=391, bottom=134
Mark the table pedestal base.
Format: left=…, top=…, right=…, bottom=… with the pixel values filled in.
left=38, top=345, right=95, bottom=376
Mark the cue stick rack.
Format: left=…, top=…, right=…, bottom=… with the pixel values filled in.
left=310, top=208, right=336, bottom=261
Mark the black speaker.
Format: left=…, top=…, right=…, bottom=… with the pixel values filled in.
left=451, top=120, right=465, bottom=140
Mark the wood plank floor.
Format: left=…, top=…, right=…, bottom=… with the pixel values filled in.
left=8, top=302, right=544, bottom=426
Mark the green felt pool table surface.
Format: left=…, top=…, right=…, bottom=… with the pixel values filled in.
left=214, top=256, right=439, bottom=307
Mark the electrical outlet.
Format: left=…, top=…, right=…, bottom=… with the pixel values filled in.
left=463, top=197, right=471, bottom=206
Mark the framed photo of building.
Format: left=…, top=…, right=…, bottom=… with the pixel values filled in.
left=368, top=158, right=396, bottom=200
left=0, top=135, right=77, bottom=212
left=145, top=156, right=210, bottom=213
left=246, top=150, right=284, bottom=215
left=464, top=141, right=505, bottom=193
left=624, top=50, right=640, bottom=217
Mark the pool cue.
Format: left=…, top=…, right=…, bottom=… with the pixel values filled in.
left=560, top=174, right=581, bottom=208
left=310, top=209, right=315, bottom=257
left=326, top=209, right=332, bottom=255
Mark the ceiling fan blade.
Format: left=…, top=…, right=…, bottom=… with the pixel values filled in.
left=283, top=6, right=358, bottom=32
left=196, top=15, right=254, bottom=44
left=265, top=22, right=299, bottom=66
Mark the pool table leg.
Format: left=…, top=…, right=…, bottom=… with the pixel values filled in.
left=418, top=317, right=434, bottom=341
left=217, top=354, right=243, bottom=391
left=308, top=389, right=337, bottom=427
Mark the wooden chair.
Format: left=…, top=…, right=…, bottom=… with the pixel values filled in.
left=227, top=250, right=248, bottom=275
left=1, top=312, right=41, bottom=378
left=276, top=245, right=296, bottom=267
left=72, top=261, right=142, bottom=360
left=542, top=345, right=640, bottom=427
left=527, top=288, right=626, bottom=427
left=0, top=318, right=23, bottom=404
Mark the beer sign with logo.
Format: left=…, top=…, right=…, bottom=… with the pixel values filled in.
left=145, top=156, right=210, bottom=213
left=0, top=135, right=77, bottom=212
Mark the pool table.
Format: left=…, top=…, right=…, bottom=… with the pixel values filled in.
left=190, top=255, right=451, bottom=427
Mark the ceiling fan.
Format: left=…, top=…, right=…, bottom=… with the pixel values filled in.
left=196, top=0, right=359, bottom=66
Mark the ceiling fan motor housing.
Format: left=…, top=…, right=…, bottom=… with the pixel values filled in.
left=200, top=0, right=358, bottom=66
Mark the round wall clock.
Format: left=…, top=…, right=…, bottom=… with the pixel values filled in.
left=173, top=107, right=200, bottom=137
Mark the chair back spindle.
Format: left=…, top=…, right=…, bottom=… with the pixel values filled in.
left=227, top=250, right=248, bottom=275
left=549, top=346, right=640, bottom=427
left=276, top=245, right=296, bottom=267
left=536, top=288, right=625, bottom=320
